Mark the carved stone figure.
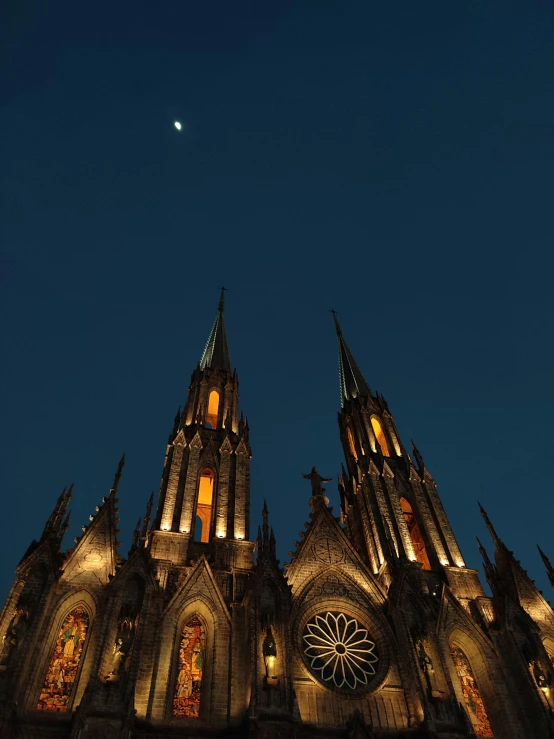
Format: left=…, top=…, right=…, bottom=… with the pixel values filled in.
left=302, top=467, right=332, bottom=496
left=262, top=627, right=277, bottom=679
left=0, top=609, right=29, bottom=668
left=417, top=639, right=434, bottom=674
left=110, top=639, right=126, bottom=676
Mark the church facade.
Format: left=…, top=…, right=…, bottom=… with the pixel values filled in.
left=1, top=294, right=554, bottom=739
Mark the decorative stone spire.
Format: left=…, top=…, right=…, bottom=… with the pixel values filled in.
left=111, top=454, right=125, bottom=495
left=478, top=502, right=502, bottom=549
left=331, top=311, right=371, bottom=406
left=200, top=288, right=232, bottom=371
left=41, top=484, right=73, bottom=542
left=537, top=545, right=554, bottom=590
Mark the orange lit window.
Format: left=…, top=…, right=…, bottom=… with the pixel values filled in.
left=206, top=390, right=219, bottom=428
left=346, top=427, right=358, bottom=460
left=370, top=416, right=390, bottom=456
left=400, top=497, right=431, bottom=570
left=196, top=469, right=214, bottom=543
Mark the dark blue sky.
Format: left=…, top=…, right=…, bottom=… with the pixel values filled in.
left=2, top=0, right=554, bottom=604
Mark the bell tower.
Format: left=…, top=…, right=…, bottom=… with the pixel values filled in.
left=149, top=290, right=252, bottom=577
left=333, top=313, right=482, bottom=600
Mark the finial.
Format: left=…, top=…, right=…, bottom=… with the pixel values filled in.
left=173, top=406, right=181, bottom=433
left=411, top=440, right=425, bottom=471
left=262, top=500, right=269, bottom=546
left=60, top=511, right=71, bottom=539
left=538, top=545, right=554, bottom=589
left=132, top=517, right=141, bottom=550
left=111, top=454, right=125, bottom=494
left=142, top=492, right=154, bottom=537
left=478, top=502, right=502, bottom=548
left=218, top=286, right=227, bottom=311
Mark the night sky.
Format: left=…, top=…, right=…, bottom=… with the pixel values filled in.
left=2, top=0, right=554, bottom=606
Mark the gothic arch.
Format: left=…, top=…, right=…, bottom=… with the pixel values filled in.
left=149, top=585, right=231, bottom=723
left=195, top=467, right=217, bottom=543
left=206, top=389, right=220, bottom=428
left=370, top=415, right=390, bottom=456
left=399, top=496, right=431, bottom=570
left=447, top=628, right=496, bottom=737
left=25, top=588, right=98, bottom=713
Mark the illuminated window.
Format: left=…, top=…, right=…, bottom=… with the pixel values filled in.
left=450, top=644, right=493, bottom=737
left=400, top=497, right=431, bottom=570
left=37, top=607, right=90, bottom=712
left=346, top=427, right=358, bottom=460
left=173, top=616, right=205, bottom=718
left=370, top=416, right=390, bottom=456
left=196, top=469, right=214, bottom=543
left=206, top=390, right=219, bottom=428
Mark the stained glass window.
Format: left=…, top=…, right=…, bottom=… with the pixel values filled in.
left=173, top=616, right=205, bottom=718
left=450, top=644, right=494, bottom=737
left=37, top=607, right=89, bottom=712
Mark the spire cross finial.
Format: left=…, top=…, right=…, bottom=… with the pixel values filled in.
left=218, top=286, right=227, bottom=310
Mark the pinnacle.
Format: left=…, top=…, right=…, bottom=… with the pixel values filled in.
left=200, top=289, right=232, bottom=371
left=332, top=312, right=372, bottom=406
left=478, top=502, right=502, bottom=549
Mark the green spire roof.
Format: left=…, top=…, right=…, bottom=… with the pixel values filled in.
left=333, top=312, right=372, bottom=406
left=200, top=289, right=232, bottom=371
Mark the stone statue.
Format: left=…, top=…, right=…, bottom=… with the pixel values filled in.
left=417, top=640, right=434, bottom=674
left=532, top=660, right=548, bottom=690
left=302, top=467, right=332, bottom=497
left=0, top=609, right=29, bottom=667
left=0, top=628, right=17, bottom=667
left=110, top=638, right=126, bottom=676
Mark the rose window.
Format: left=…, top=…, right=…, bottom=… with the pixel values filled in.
left=303, top=612, right=378, bottom=690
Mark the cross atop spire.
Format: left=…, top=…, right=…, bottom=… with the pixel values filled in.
left=200, top=288, right=232, bottom=371
left=331, top=311, right=372, bottom=406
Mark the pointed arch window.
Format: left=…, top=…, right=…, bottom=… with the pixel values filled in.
left=370, top=416, right=390, bottom=456
left=346, top=427, right=358, bottom=460
left=173, top=616, right=206, bottom=718
left=450, top=644, right=493, bottom=737
left=400, top=497, right=431, bottom=570
left=206, top=390, right=219, bottom=428
left=196, top=469, right=214, bottom=543
left=37, top=607, right=90, bottom=712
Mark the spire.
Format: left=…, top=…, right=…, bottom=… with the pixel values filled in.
left=478, top=502, right=502, bottom=549
left=411, top=440, right=425, bottom=473
left=538, top=545, right=554, bottom=590
left=331, top=311, right=372, bottom=406
left=41, top=484, right=73, bottom=542
left=262, top=500, right=269, bottom=546
left=111, top=454, right=125, bottom=495
left=141, top=492, right=154, bottom=538
left=200, top=288, right=232, bottom=371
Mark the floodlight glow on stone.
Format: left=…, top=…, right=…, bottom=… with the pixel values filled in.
left=174, top=121, right=182, bottom=131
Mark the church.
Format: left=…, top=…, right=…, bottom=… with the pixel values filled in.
left=1, top=292, right=554, bottom=739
